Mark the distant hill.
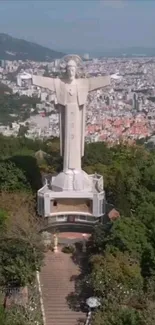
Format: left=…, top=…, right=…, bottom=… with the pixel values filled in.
left=0, top=33, right=64, bottom=61
left=59, top=46, right=155, bottom=58
left=98, top=47, right=155, bottom=58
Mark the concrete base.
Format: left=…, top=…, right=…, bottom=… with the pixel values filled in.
left=51, top=169, right=93, bottom=192
left=38, top=172, right=105, bottom=220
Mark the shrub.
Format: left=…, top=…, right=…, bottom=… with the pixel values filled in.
left=62, top=245, right=75, bottom=254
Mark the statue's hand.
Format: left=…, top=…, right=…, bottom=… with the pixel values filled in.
left=17, top=72, right=32, bottom=85
left=110, top=73, right=122, bottom=80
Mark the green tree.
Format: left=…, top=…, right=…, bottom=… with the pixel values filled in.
left=136, top=202, right=155, bottom=229
left=89, top=252, right=143, bottom=304
left=18, top=125, right=29, bottom=137
left=92, top=307, right=144, bottom=325
left=0, top=209, right=7, bottom=231
left=0, top=238, right=44, bottom=287
left=89, top=218, right=149, bottom=259
left=0, top=161, right=31, bottom=192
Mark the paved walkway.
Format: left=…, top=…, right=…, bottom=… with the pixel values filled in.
left=58, top=232, right=90, bottom=245
left=40, top=248, right=86, bottom=325
left=58, top=232, right=90, bottom=240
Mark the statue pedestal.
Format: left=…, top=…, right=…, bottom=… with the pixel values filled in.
left=37, top=170, right=105, bottom=228
left=51, top=169, right=93, bottom=192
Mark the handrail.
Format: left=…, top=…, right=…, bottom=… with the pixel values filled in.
left=85, top=310, right=92, bottom=325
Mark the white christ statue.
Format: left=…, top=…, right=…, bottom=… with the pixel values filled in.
left=25, top=55, right=110, bottom=173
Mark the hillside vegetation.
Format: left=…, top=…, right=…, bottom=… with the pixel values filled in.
left=0, top=33, right=64, bottom=61
left=0, top=136, right=155, bottom=324
left=0, top=93, right=40, bottom=125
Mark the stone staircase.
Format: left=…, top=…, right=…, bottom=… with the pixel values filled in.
left=39, top=249, right=86, bottom=325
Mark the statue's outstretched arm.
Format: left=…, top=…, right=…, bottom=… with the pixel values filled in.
left=88, top=75, right=110, bottom=92
left=32, top=75, right=55, bottom=91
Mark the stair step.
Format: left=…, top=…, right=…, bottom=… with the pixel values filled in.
left=40, top=251, right=86, bottom=325
left=45, top=314, right=84, bottom=318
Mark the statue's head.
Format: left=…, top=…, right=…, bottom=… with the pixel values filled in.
left=66, top=59, right=77, bottom=81
left=61, top=55, right=82, bottom=81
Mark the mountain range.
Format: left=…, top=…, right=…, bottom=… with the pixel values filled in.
left=0, top=33, right=155, bottom=61
left=98, top=47, right=155, bottom=58
left=0, top=33, right=64, bottom=61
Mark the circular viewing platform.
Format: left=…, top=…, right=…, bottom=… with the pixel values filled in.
left=41, top=214, right=102, bottom=233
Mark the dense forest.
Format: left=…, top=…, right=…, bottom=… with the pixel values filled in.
left=0, top=134, right=155, bottom=324
left=0, top=93, right=40, bottom=125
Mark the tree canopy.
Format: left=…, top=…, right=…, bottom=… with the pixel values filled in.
left=0, top=93, right=40, bottom=125
left=0, top=135, right=155, bottom=324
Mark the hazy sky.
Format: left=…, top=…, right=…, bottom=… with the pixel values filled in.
left=0, top=0, right=155, bottom=53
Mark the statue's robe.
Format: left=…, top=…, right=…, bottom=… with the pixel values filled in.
left=32, top=75, right=110, bottom=170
